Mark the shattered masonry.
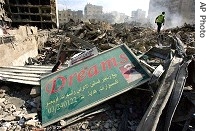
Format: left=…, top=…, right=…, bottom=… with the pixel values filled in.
left=0, top=20, right=195, bottom=131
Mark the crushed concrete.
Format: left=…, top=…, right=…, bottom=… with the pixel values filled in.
left=0, top=22, right=195, bottom=131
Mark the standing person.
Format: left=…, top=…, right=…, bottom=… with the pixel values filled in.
left=155, top=12, right=165, bottom=33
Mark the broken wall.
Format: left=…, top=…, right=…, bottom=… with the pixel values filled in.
left=0, top=26, right=49, bottom=66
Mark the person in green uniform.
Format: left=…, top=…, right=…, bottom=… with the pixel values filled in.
left=155, top=12, right=165, bottom=33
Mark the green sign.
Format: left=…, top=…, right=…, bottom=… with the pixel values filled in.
left=41, top=44, right=151, bottom=127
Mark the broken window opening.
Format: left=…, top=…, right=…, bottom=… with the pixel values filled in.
left=30, top=7, right=39, bottom=13
left=42, top=16, right=51, bottom=21
left=8, top=0, right=16, bottom=4
left=11, top=22, right=20, bottom=28
left=3, top=4, right=9, bottom=12
left=10, top=6, right=18, bottom=13
left=42, top=23, right=53, bottom=29
left=31, top=15, right=41, bottom=21
left=18, top=0, right=28, bottom=5
left=31, top=22, right=41, bottom=27
left=41, top=8, right=51, bottom=13
left=40, top=0, right=50, bottom=5
left=20, top=15, right=30, bottom=21
left=28, top=0, right=39, bottom=5
left=19, top=7, right=29, bottom=13
left=12, top=15, right=20, bottom=20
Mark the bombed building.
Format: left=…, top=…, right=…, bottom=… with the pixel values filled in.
left=0, top=0, right=11, bottom=26
left=3, top=0, right=58, bottom=29
left=58, top=9, right=83, bottom=26
left=84, top=3, right=103, bottom=20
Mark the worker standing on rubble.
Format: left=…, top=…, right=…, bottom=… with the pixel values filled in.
left=155, top=12, right=165, bottom=33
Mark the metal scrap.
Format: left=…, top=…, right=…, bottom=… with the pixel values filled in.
left=0, top=21, right=195, bottom=131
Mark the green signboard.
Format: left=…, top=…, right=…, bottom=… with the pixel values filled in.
left=41, top=44, right=151, bottom=127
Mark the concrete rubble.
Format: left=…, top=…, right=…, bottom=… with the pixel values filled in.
left=27, top=22, right=194, bottom=66
left=0, top=21, right=195, bottom=131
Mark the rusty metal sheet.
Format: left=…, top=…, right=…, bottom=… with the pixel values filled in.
left=143, top=47, right=171, bottom=60
left=0, top=65, right=67, bottom=85
left=164, top=59, right=192, bottom=131
left=136, top=55, right=183, bottom=131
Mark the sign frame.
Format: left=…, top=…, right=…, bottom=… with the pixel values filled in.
left=68, top=47, right=98, bottom=66
left=41, top=44, right=151, bottom=127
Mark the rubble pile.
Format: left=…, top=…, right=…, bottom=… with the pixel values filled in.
left=0, top=85, right=42, bottom=131
left=0, top=70, right=195, bottom=131
left=45, top=88, right=153, bottom=131
left=0, top=21, right=195, bottom=131
left=32, top=22, right=195, bottom=66
left=0, top=82, right=156, bottom=131
left=164, top=24, right=195, bottom=47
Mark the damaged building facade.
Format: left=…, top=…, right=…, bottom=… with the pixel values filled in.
left=3, top=0, right=58, bottom=29
left=58, top=9, right=83, bottom=26
left=131, top=9, right=146, bottom=23
left=84, top=3, right=103, bottom=20
left=0, top=0, right=58, bottom=66
left=0, top=0, right=11, bottom=27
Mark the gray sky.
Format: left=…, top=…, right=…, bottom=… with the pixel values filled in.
left=57, top=0, right=150, bottom=17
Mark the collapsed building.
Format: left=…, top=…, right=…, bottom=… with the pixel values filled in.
left=0, top=0, right=11, bottom=27
left=0, top=0, right=59, bottom=66
left=3, top=0, right=58, bottom=29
